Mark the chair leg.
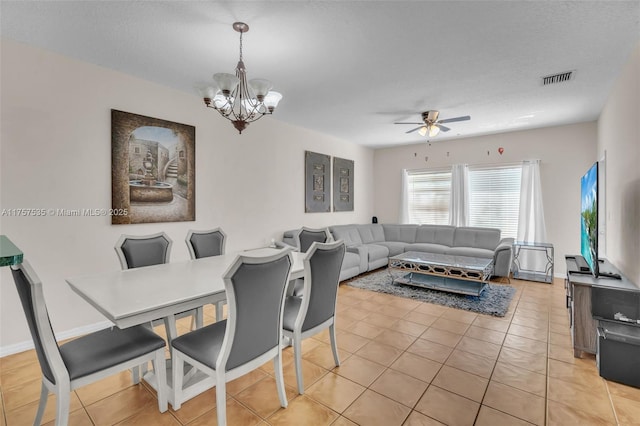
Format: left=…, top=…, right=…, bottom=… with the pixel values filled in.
left=293, top=332, right=304, bottom=394
left=34, top=381, right=48, bottom=426
left=171, top=352, right=184, bottom=410
left=215, top=301, right=225, bottom=322
left=194, top=307, right=204, bottom=330
left=273, top=352, right=288, bottom=408
left=153, top=349, right=168, bottom=413
left=329, top=323, right=340, bottom=367
left=131, top=365, right=141, bottom=384
left=54, top=383, right=70, bottom=426
left=216, top=373, right=227, bottom=426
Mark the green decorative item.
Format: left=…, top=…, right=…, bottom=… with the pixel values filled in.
left=0, top=235, right=23, bottom=266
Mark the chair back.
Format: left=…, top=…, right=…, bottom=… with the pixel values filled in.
left=219, top=250, right=292, bottom=371
left=296, top=227, right=331, bottom=253
left=299, top=241, right=345, bottom=331
left=186, top=228, right=226, bottom=259
left=115, top=232, right=172, bottom=269
left=11, top=261, right=67, bottom=385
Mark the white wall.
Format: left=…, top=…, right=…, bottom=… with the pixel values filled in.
left=598, top=42, right=640, bottom=285
left=0, top=39, right=374, bottom=352
left=373, top=122, right=598, bottom=277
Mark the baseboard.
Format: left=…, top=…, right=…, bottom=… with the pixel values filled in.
left=0, top=320, right=113, bottom=357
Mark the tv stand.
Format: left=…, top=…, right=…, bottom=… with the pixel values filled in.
left=565, top=256, right=639, bottom=358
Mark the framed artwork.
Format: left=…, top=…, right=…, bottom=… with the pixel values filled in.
left=111, top=110, right=195, bottom=224
left=333, top=157, right=354, bottom=212
left=305, top=151, right=331, bottom=213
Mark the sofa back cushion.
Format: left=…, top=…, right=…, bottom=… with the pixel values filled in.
left=357, top=224, right=385, bottom=244
left=382, top=224, right=418, bottom=243
left=416, top=225, right=456, bottom=247
left=453, top=227, right=501, bottom=250
left=329, top=225, right=363, bottom=247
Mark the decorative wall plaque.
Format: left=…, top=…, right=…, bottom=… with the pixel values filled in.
left=333, top=157, right=354, bottom=211
left=305, top=151, right=331, bottom=213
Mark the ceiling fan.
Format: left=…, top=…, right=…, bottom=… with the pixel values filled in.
left=395, top=110, right=471, bottom=137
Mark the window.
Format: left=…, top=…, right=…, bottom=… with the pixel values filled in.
left=468, top=165, right=522, bottom=239
left=405, top=164, right=523, bottom=237
left=406, top=169, right=451, bottom=225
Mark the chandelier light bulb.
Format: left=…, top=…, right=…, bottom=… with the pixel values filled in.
left=213, top=73, right=240, bottom=96
left=264, top=91, right=283, bottom=112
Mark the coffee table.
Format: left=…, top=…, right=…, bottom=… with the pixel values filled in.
left=388, top=251, right=493, bottom=296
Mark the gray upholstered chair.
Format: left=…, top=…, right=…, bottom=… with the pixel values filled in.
left=115, top=232, right=203, bottom=331
left=11, top=261, right=168, bottom=425
left=185, top=228, right=227, bottom=259
left=282, top=240, right=345, bottom=394
left=171, top=250, right=293, bottom=425
left=186, top=228, right=227, bottom=321
left=295, top=226, right=332, bottom=252
left=289, top=226, right=333, bottom=296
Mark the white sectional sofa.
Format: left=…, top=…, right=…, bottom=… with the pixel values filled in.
left=282, top=223, right=514, bottom=282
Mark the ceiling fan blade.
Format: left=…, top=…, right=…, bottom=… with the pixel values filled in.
left=438, top=115, right=471, bottom=124
left=405, top=126, right=424, bottom=134
left=435, top=124, right=451, bottom=132
left=394, top=122, right=424, bottom=125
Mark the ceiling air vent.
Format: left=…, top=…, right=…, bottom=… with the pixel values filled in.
left=542, top=71, right=574, bottom=86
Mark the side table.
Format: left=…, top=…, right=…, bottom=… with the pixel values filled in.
left=512, top=241, right=554, bottom=283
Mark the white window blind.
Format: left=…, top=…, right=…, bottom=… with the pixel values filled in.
left=468, top=165, right=522, bottom=239
left=407, top=169, right=451, bottom=225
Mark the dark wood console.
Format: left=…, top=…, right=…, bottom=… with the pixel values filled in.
left=564, top=256, right=640, bottom=358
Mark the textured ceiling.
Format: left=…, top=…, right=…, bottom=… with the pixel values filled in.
left=2, top=1, right=639, bottom=148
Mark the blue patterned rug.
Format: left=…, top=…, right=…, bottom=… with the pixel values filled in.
left=346, top=268, right=516, bottom=317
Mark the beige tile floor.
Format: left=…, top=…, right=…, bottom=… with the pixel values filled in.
left=2, top=274, right=640, bottom=425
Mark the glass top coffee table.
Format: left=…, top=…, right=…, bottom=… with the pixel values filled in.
left=388, top=252, right=493, bottom=296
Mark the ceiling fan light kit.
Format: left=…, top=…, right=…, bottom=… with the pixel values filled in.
left=395, top=110, right=470, bottom=139
left=197, top=22, right=282, bottom=134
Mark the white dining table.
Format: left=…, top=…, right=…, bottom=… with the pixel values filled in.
left=66, top=247, right=304, bottom=330
left=65, top=247, right=304, bottom=406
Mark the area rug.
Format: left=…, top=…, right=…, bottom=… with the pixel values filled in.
left=345, top=268, right=516, bottom=317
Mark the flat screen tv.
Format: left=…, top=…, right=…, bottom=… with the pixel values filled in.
left=580, top=162, right=599, bottom=277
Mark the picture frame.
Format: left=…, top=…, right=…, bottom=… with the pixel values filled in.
left=305, top=151, right=331, bottom=213
left=111, top=109, right=196, bottom=224
left=333, top=157, right=354, bottom=211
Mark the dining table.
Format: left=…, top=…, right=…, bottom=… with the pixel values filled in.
left=65, top=247, right=305, bottom=407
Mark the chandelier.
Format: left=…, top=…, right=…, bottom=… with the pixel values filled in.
left=199, top=22, right=282, bottom=134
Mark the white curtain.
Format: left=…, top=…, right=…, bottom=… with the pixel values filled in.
left=399, top=169, right=410, bottom=223
left=449, top=164, right=469, bottom=227
left=517, top=159, right=548, bottom=271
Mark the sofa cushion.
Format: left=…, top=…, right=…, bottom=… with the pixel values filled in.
left=342, top=251, right=361, bottom=270
left=366, top=244, right=390, bottom=262
left=339, top=251, right=361, bottom=281
left=382, top=224, right=417, bottom=243
left=446, top=247, right=495, bottom=259
left=357, top=224, right=385, bottom=243
left=329, top=225, right=363, bottom=247
left=415, top=225, right=456, bottom=246
left=405, top=243, right=450, bottom=255
left=375, top=241, right=407, bottom=257
left=453, top=227, right=500, bottom=251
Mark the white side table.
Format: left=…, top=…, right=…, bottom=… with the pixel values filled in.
left=512, top=241, right=554, bottom=283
